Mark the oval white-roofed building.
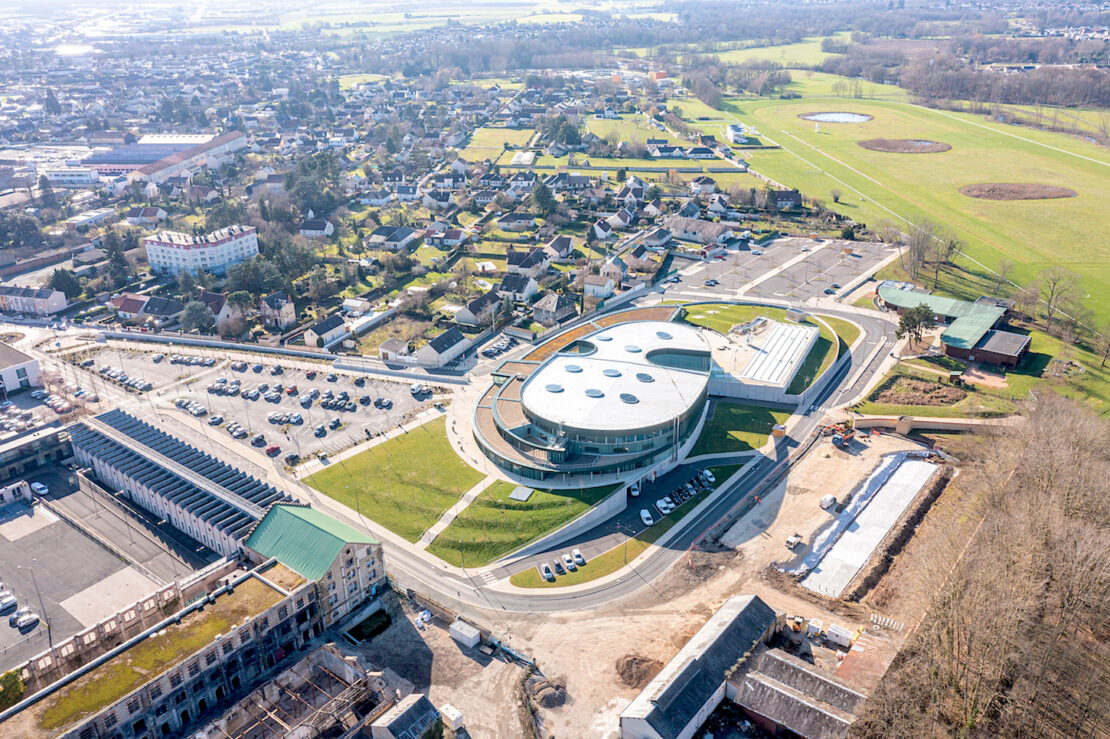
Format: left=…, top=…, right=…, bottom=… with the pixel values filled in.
left=474, top=316, right=713, bottom=483
left=519, top=321, right=712, bottom=436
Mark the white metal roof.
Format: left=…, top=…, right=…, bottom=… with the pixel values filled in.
left=519, top=320, right=710, bottom=433
left=739, top=321, right=819, bottom=387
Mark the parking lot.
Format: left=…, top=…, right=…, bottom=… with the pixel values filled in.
left=665, top=237, right=897, bottom=304
left=71, top=348, right=435, bottom=465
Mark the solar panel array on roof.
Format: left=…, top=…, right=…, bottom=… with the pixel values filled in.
left=70, top=409, right=292, bottom=544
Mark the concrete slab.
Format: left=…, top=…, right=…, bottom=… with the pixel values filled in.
left=59, top=566, right=161, bottom=627
left=0, top=503, right=58, bottom=542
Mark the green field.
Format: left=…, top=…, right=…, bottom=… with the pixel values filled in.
left=509, top=464, right=742, bottom=588
left=693, top=33, right=852, bottom=67
left=724, top=74, right=1110, bottom=322
left=426, top=481, right=618, bottom=567
left=459, top=125, right=534, bottom=163
left=690, top=402, right=791, bottom=457
left=336, top=73, right=387, bottom=89
left=586, top=115, right=683, bottom=145
left=304, top=417, right=483, bottom=542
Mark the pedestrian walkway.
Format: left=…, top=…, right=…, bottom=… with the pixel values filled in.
left=417, top=475, right=499, bottom=548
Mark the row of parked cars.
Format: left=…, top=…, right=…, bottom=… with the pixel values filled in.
left=174, top=397, right=208, bottom=417
left=28, top=390, right=78, bottom=415
left=157, top=353, right=218, bottom=367
left=0, top=402, right=37, bottom=434
left=481, top=336, right=519, bottom=359
left=85, top=360, right=154, bottom=393
left=539, top=548, right=587, bottom=582
left=0, top=582, right=39, bottom=632
left=639, top=468, right=716, bottom=527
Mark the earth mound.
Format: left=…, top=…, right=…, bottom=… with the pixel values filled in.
left=858, top=138, right=951, bottom=153
left=526, top=674, right=568, bottom=708
left=616, top=654, right=664, bottom=689
left=959, top=183, right=1077, bottom=200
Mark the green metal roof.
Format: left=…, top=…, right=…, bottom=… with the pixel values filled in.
left=245, top=504, right=378, bottom=581
left=877, top=283, right=1005, bottom=350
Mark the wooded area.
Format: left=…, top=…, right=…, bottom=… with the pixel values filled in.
left=851, top=394, right=1110, bottom=738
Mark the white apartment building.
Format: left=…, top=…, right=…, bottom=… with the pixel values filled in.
left=42, top=167, right=100, bottom=186
left=0, top=285, right=69, bottom=316
left=144, top=224, right=258, bottom=276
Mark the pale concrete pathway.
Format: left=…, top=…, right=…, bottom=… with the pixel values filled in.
left=417, top=475, right=499, bottom=549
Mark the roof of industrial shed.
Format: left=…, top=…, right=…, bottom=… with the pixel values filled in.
left=877, top=283, right=1005, bottom=349
left=245, top=504, right=378, bottom=581
left=974, top=329, right=1031, bottom=357
left=520, top=320, right=711, bottom=434
left=621, top=594, right=777, bottom=739
left=70, top=409, right=291, bottom=539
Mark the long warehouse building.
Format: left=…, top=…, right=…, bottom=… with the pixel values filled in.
left=70, top=409, right=293, bottom=555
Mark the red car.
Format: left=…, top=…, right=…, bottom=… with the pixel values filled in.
left=264, top=444, right=280, bottom=456
left=286, top=385, right=298, bottom=395
left=306, top=370, right=317, bottom=380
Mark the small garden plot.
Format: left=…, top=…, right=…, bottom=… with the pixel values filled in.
left=874, top=376, right=967, bottom=406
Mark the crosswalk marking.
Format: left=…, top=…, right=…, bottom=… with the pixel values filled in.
left=480, top=571, right=497, bottom=585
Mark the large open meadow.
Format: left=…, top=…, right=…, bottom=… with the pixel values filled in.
left=722, top=73, right=1110, bottom=320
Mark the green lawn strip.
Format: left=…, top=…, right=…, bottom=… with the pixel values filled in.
left=305, top=417, right=483, bottom=542
left=38, top=578, right=282, bottom=731
left=509, top=464, right=741, bottom=588
left=691, top=402, right=792, bottom=456
left=426, top=481, right=618, bottom=567
left=853, top=365, right=1016, bottom=418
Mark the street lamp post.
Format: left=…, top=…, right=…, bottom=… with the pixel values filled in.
left=19, top=561, right=51, bottom=646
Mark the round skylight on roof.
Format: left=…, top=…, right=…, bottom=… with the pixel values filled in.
left=625, top=345, right=642, bottom=353
left=545, top=384, right=564, bottom=393
left=602, top=369, right=621, bottom=378
left=656, top=330, right=672, bottom=340
left=620, top=393, right=639, bottom=404
left=585, top=388, right=604, bottom=398
left=636, top=372, right=655, bottom=383
left=596, top=335, right=613, bottom=341
left=565, top=364, right=583, bottom=373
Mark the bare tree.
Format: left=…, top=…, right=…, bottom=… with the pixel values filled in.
left=905, top=218, right=937, bottom=280
left=830, top=188, right=842, bottom=203
left=992, top=258, right=1015, bottom=295
left=1038, top=266, right=1080, bottom=326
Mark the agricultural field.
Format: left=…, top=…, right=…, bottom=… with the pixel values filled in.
left=691, top=33, right=853, bottom=67
left=723, top=73, right=1110, bottom=322
left=304, top=417, right=484, bottom=543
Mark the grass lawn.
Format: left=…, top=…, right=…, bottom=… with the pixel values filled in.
left=691, top=402, right=791, bottom=456
left=426, top=481, right=619, bottom=567
left=509, top=464, right=742, bottom=588
left=305, top=417, right=484, bottom=542
left=459, top=125, right=534, bottom=161
left=336, top=73, right=387, bottom=89
left=37, top=576, right=284, bottom=731
left=726, top=73, right=1110, bottom=322
left=586, top=115, right=684, bottom=145
left=853, top=365, right=1016, bottom=418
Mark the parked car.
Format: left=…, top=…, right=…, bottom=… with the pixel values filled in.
left=572, top=549, right=586, bottom=566
left=540, top=563, right=555, bottom=582
left=29, top=482, right=47, bottom=495
left=250, top=434, right=266, bottom=447
left=640, top=509, right=655, bottom=527
left=552, top=560, right=565, bottom=576
left=284, top=453, right=300, bottom=466
left=561, top=553, right=577, bottom=572
left=264, top=444, right=280, bottom=457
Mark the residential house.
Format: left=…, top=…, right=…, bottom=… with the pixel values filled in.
left=642, top=198, right=663, bottom=217
left=424, top=226, right=467, bottom=248
left=543, top=235, right=575, bottom=262
left=299, top=219, right=335, bottom=238
left=139, top=296, right=185, bottom=325
left=125, top=206, right=166, bottom=226
left=642, top=227, right=673, bottom=248
left=706, top=193, right=730, bottom=216
left=676, top=200, right=701, bottom=218
left=593, top=219, right=614, bottom=241
left=689, top=175, right=717, bottom=196
left=471, top=188, right=498, bottom=206
left=262, top=290, right=296, bottom=329
left=197, top=289, right=234, bottom=327
left=423, top=189, right=455, bottom=210
left=432, top=171, right=467, bottom=190
left=665, top=216, right=734, bottom=245
left=507, top=171, right=537, bottom=192
left=771, top=189, right=803, bottom=210
left=497, top=273, right=539, bottom=302
left=506, top=247, right=550, bottom=279
left=615, top=183, right=645, bottom=206
left=382, top=168, right=405, bottom=186
left=378, top=337, right=410, bottom=363
left=584, top=274, right=615, bottom=299
left=497, top=212, right=537, bottom=232
left=533, top=291, right=577, bottom=326
left=685, top=146, right=716, bottom=159
left=360, top=188, right=393, bottom=206
left=414, top=327, right=470, bottom=367
left=395, top=184, right=420, bottom=202
left=366, top=225, right=418, bottom=251
left=600, top=256, right=628, bottom=282
left=108, top=292, right=148, bottom=320
left=304, top=313, right=347, bottom=347
left=625, top=244, right=654, bottom=269
left=455, top=291, right=501, bottom=327
left=608, top=206, right=635, bottom=230
left=188, top=185, right=219, bottom=204
left=478, top=170, right=505, bottom=189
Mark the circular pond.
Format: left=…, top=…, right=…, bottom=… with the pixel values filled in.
left=799, top=112, right=873, bottom=123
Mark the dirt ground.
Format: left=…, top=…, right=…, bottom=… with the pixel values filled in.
left=958, top=182, right=1077, bottom=200
left=876, top=376, right=967, bottom=405
left=858, top=138, right=951, bottom=153
left=465, top=433, right=924, bottom=738
left=963, top=364, right=1008, bottom=388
